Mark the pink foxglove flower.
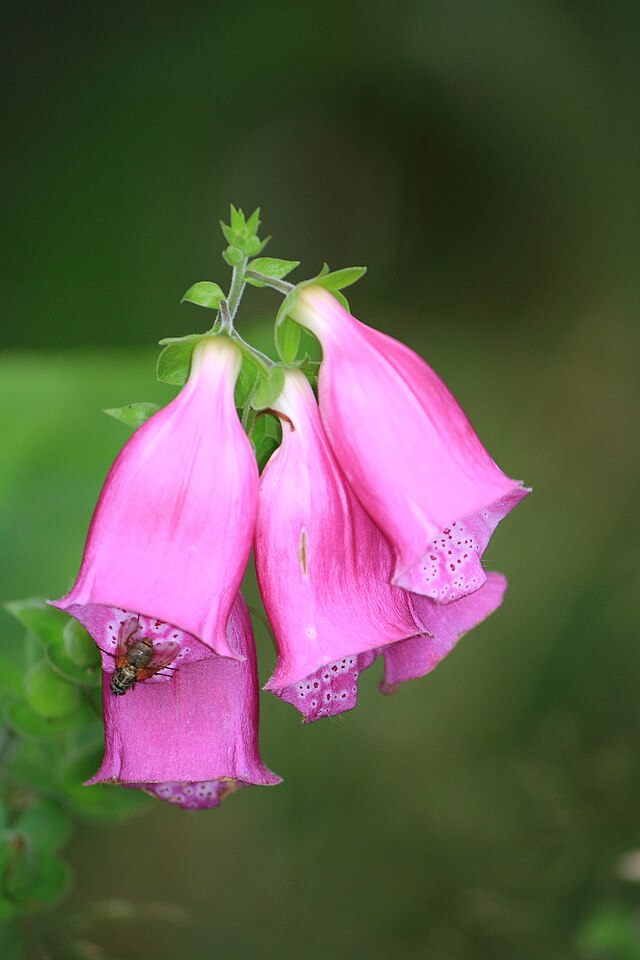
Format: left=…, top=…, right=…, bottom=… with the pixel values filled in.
left=54, top=337, right=258, bottom=659
left=255, top=370, right=506, bottom=721
left=291, top=287, right=528, bottom=604
left=81, top=595, right=280, bottom=809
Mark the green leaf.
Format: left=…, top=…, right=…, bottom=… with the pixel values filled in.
left=274, top=315, right=302, bottom=364
left=0, top=918, right=22, bottom=956
left=245, top=207, right=261, bottom=236
left=5, top=700, right=96, bottom=739
left=0, top=655, right=24, bottom=699
left=103, top=402, right=160, bottom=429
left=4, top=599, right=67, bottom=649
left=23, top=662, right=80, bottom=719
left=251, top=367, right=285, bottom=411
left=234, top=357, right=261, bottom=409
left=246, top=258, right=300, bottom=287
left=58, top=749, right=151, bottom=820
left=46, top=643, right=101, bottom=689
left=299, top=357, right=321, bottom=392
left=15, top=800, right=71, bottom=853
left=251, top=414, right=282, bottom=472
left=3, top=837, right=71, bottom=906
left=181, top=281, right=225, bottom=309
left=314, top=266, right=366, bottom=291
left=63, top=619, right=100, bottom=670
left=156, top=333, right=205, bottom=385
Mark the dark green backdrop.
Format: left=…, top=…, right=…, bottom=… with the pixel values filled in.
left=1, top=1, right=639, bottom=957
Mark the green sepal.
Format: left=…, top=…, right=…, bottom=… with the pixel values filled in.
left=314, top=266, right=366, bottom=291
left=58, top=748, right=151, bottom=820
left=331, top=290, right=350, bottom=311
left=15, top=800, right=71, bottom=854
left=181, top=281, right=225, bottom=309
left=274, top=315, right=302, bottom=364
left=234, top=356, right=261, bottom=409
left=4, top=599, right=67, bottom=649
left=251, top=414, right=282, bottom=472
left=223, top=245, right=245, bottom=267
left=103, top=402, right=160, bottom=429
left=156, top=333, right=207, bottom=386
left=251, top=367, right=285, bottom=411
left=246, top=258, right=300, bottom=287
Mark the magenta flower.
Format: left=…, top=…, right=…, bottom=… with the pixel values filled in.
left=255, top=370, right=507, bottom=721
left=77, top=595, right=280, bottom=809
left=291, top=287, right=529, bottom=604
left=54, top=337, right=258, bottom=658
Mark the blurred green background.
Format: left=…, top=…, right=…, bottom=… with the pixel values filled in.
left=1, top=0, right=639, bottom=957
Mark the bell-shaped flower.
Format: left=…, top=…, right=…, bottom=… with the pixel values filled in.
left=54, top=337, right=258, bottom=659
left=254, top=370, right=507, bottom=721
left=291, top=287, right=529, bottom=604
left=77, top=595, right=280, bottom=809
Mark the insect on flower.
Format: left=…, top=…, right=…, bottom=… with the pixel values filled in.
left=109, top=616, right=180, bottom=696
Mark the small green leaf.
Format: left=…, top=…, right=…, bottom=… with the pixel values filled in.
left=251, top=414, right=282, bottom=472
left=15, top=800, right=71, bottom=853
left=181, top=281, right=225, bottom=309
left=314, top=266, right=366, bottom=291
left=246, top=258, right=300, bottom=287
left=46, top=643, right=101, bottom=688
left=4, top=599, right=66, bottom=649
left=245, top=207, right=261, bottom=236
left=274, top=315, right=302, bottom=364
left=63, top=619, right=100, bottom=670
left=251, top=367, right=285, bottom=411
left=23, top=662, right=80, bottom=719
left=156, top=334, right=204, bottom=385
left=243, top=236, right=262, bottom=256
left=103, top=402, right=160, bottom=429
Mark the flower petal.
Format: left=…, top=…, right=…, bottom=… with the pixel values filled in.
left=86, top=595, right=280, bottom=807
left=292, top=287, right=529, bottom=603
left=255, top=371, right=428, bottom=702
left=54, top=338, right=258, bottom=658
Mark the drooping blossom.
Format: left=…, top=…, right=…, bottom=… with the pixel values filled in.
left=54, top=337, right=258, bottom=659
left=254, top=370, right=507, bottom=721
left=79, top=595, right=280, bottom=809
left=291, top=286, right=529, bottom=604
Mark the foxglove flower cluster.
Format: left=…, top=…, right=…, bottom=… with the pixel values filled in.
left=53, top=209, right=528, bottom=810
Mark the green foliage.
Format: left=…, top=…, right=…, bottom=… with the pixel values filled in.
left=251, top=414, right=282, bottom=472
left=220, top=205, right=269, bottom=265
left=103, top=402, right=160, bottom=428
left=181, top=281, right=225, bottom=309
left=0, top=601, right=152, bottom=945
left=250, top=366, right=285, bottom=411
left=156, top=333, right=206, bottom=385
left=274, top=315, right=302, bottom=365
left=246, top=258, right=300, bottom=287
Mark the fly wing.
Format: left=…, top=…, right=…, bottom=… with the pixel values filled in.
left=136, top=640, right=180, bottom=680
left=115, top=616, right=140, bottom=667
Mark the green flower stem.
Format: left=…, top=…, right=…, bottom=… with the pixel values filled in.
left=227, top=259, right=249, bottom=323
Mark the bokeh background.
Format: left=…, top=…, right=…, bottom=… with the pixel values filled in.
left=1, top=0, right=639, bottom=957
